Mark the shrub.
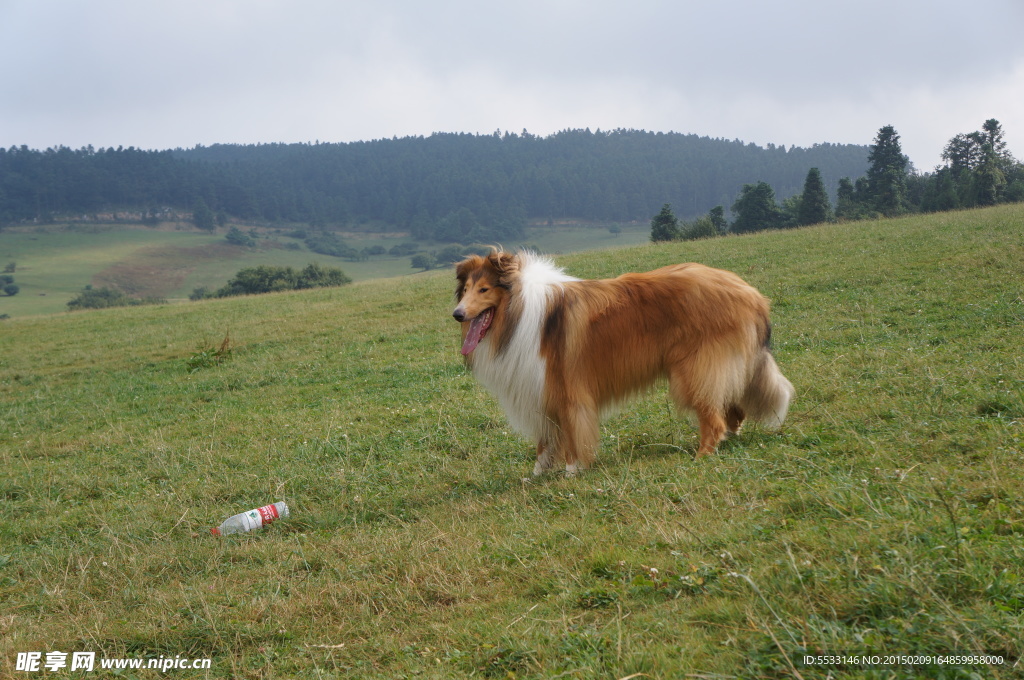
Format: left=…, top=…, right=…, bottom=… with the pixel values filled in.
left=434, top=245, right=466, bottom=266
left=680, top=215, right=720, bottom=240
left=388, top=242, right=421, bottom=257
left=294, top=262, right=351, bottom=289
left=225, top=226, right=256, bottom=247
left=305, top=232, right=364, bottom=260
left=1, top=274, right=16, bottom=297
left=215, top=265, right=297, bottom=296
left=411, top=254, right=436, bottom=271
left=212, top=263, right=351, bottom=298
left=67, top=286, right=166, bottom=311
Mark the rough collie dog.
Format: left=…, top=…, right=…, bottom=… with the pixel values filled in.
left=453, top=250, right=794, bottom=475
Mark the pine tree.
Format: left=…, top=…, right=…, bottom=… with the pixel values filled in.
left=192, top=198, right=216, bottom=231
left=975, top=147, right=1007, bottom=206
left=975, top=119, right=1011, bottom=205
left=980, top=119, right=1010, bottom=161
left=730, top=182, right=782, bottom=233
left=708, top=206, right=727, bottom=233
left=940, top=120, right=1015, bottom=207
left=797, top=167, right=832, bottom=226
left=835, top=177, right=856, bottom=219
left=942, top=132, right=982, bottom=177
left=866, top=125, right=909, bottom=216
left=650, top=204, right=681, bottom=242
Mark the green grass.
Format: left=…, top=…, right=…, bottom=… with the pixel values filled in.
left=1, top=205, right=1023, bottom=678
left=0, top=221, right=650, bottom=318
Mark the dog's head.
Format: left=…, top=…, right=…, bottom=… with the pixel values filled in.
left=453, top=250, right=517, bottom=355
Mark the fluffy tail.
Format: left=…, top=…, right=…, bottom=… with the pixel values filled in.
left=741, top=350, right=794, bottom=429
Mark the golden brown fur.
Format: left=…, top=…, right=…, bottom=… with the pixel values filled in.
left=454, top=250, right=793, bottom=474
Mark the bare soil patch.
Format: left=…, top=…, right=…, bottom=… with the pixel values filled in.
left=91, top=243, right=244, bottom=297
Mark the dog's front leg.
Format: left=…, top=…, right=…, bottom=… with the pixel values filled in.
left=532, top=440, right=555, bottom=476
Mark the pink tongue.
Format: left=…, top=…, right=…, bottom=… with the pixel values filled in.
left=461, top=313, right=488, bottom=355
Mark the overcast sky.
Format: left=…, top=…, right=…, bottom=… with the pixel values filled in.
left=2, top=0, right=1022, bottom=171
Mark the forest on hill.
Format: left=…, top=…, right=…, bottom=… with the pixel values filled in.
left=0, top=129, right=869, bottom=242
left=651, top=120, right=1024, bottom=245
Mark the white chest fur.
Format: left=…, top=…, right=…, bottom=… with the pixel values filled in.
left=470, top=253, right=576, bottom=442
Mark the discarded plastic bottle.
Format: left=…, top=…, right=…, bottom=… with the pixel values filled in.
left=211, top=501, right=289, bottom=536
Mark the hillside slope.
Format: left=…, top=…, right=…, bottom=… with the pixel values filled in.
left=0, top=221, right=652, bottom=318
left=1, top=204, right=1022, bottom=678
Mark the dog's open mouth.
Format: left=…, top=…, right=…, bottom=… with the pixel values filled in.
left=461, top=307, right=494, bottom=355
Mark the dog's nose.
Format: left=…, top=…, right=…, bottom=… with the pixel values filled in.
left=452, top=308, right=466, bottom=322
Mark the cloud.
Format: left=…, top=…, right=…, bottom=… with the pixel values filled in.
left=2, top=0, right=1023, bottom=169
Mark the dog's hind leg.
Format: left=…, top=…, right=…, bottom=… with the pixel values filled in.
left=668, top=361, right=729, bottom=458
left=725, top=405, right=746, bottom=435
left=694, top=405, right=728, bottom=457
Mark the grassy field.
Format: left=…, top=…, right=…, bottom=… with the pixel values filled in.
left=0, top=221, right=648, bottom=318
left=1, top=205, right=1022, bottom=678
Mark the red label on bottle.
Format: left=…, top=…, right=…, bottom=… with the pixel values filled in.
left=257, top=504, right=279, bottom=524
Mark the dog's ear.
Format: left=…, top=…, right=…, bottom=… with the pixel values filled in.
left=487, top=251, right=517, bottom=277
left=454, top=256, right=480, bottom=301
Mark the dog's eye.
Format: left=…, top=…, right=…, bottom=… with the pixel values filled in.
left=478, top=287, right=489, bottom=293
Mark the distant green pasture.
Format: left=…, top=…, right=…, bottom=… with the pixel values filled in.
left=0, top=222, right=650, bottom=318
left=0, top=227, right=218, bottom=316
